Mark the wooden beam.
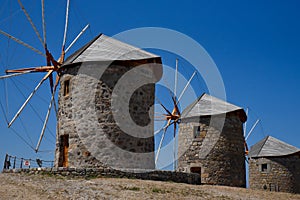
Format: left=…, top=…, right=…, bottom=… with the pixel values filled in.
left=5, top=66, right=55, bottom=73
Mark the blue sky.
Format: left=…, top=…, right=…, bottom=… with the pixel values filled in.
left=0, top=0, right=299, bottom=172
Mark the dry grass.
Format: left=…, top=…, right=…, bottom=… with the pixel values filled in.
left=0, top=173, right=299, bottom=200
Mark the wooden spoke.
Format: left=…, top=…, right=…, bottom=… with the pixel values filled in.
left=5, top=66, right=55, bottom=74
left=244, top=141, right=249, bottom=155
left=171, top=96, right=181, bottom=116
left=173, top=122, right=177, bottom=169
left=174, top=58, right=178, bottom=98
left=154, top=123, right=168, bottom=135
left=52, top=74, right=60, bottom=117
left=35, top=75, right=59, bottom=152
left=243, top=107, right=249, bottom=137
left=0, top=71, right=31, bottom=79
left=41, top=0, right=46, bottom=48
left=155, top=125, right=168, bottom=164
left=65, top=24, right=90, bottom=53
left=173, top=120, right=177, bottom=138
left=155, top=120, right=176, bottom=165
left=0, top=29, right=46, bottom=57
left=49, top=73, right=54, bottom=93
left=1, top=0, right=74, bottom=153
left=155, top=97, right=172, bottom=116
left=155, top=115, right=168, bottom=119
left=177, top=71, right=197, bottom=104
left=62, top=0, right=70, bottom=50
left=245, top=119, right=260, bottom=141
left=7, top=70, right=53, bottom=127
left=17, top=0, right=44, bottom=46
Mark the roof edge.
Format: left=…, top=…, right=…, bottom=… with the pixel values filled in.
left=250, top=150, right=300, bottom=158
left=63, top=33, right=103, bottom=65
left=181, top=93, right=247, bottom=122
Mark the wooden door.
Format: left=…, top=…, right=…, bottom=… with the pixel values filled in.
left=61, top=135, right=69, bottom=167
left=190, top=167, right=201, bottom=175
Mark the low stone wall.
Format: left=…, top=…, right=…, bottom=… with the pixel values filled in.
left=2, top=167, right=201, bottom=185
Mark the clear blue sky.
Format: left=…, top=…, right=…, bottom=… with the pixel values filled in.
left=0, top=0, right=299, bottom=171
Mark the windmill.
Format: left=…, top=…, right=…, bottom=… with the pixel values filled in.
left=155, top=58, right=198, bottom=169
left=154, top=63, right=258, bottom=170
left=0, top=0, right=89, bottom=153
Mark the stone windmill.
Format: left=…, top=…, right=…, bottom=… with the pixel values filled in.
left=176, top=93, right=247, bottom=187
left=248, top=136, right=300, bottom=193
left=0, top=0, right=162, bottom=171
left=55, top=34, right=162, bottom=169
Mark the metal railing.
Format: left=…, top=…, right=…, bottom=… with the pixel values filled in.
left=3, top=153, right=54, bottom=170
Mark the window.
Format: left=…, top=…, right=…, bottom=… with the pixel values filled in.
left=193, top=126, right=206, bottom=139
left=261, top=163, right=269, bottom=172
left=64, top=80, right=70, bottom=96
left=193, top=126, right=201, bottom=138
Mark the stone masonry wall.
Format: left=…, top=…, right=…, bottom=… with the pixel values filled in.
left=56, top=60, right=161, bottom=170
left=3, top=167, right=201, bottom=185
left=249, top=153, right=300, bottom=193
left=177, top=113, right=246, bottom=187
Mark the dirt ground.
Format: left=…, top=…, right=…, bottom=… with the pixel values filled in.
left=0, top=173, right=299, bottom=200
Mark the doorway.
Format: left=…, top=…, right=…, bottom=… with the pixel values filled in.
left=190, top=167, right=201, bottom=175
left=60, top=134, right=69, bottom=167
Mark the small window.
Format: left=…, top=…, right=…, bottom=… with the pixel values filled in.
left=64, top=80, right=70, bottom=96
left=193, top=126, right=201, bottom=138
left=261, top=163, right=269, bottom=172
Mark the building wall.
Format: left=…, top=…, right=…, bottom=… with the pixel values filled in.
left=55, top=60, right=161, bottom=170
left=177, top=113, right=246, bottom=187
left=249, top=153, right=300, bottom=193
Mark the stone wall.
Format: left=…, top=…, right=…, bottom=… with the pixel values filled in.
left=2, top=167, right=201, bottom=185
left=56, top=59, right=162, bottom=170
left=177, top=113, right=246, bottom=187
left=249, top=153, right=300, bottom=193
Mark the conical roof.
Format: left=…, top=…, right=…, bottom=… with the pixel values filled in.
left=64, top=33, right=160, bottom=65
left=248, top=136, right=300, bottom=158
left=181, top=93, right=246, bottom=121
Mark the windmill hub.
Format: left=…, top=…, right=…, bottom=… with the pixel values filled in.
left=165, top=114, right=180, bottom=121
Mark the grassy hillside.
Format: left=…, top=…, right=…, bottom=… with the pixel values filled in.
left=0, top=173, right=299, bottom=199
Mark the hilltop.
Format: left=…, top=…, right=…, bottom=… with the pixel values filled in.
left=0, top=173, right=299, bottom=200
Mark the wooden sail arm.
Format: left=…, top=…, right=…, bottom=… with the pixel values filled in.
left=171, top=96, right=181, bottom=116
left=244, top=141, right=249, bottom=155
left=7, top=70, right=53, bottom=128
left=45, top=49, right=61, bottom=68
left=177, top=71, right=197, bottom=105
left=0, top=29, right=46, bottom=57
left=155, top=119, right=176, bottom=164
left=57, top=49, right=65, bottom=65
left=35, top=74, right=60, bottom=152
left=5, top=66, right=55, bottom=74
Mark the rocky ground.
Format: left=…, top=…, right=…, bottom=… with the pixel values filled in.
left=0, top=173, right=299, bottom=200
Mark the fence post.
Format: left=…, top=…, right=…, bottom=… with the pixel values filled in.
left=13, top=156, right=16, bottom=169
left=20, top=158, right=23, bottom=169
left=3, top=154, right=8, bottom=170
left=4, top=154, right=54, bottom=170
left=8, top=156, right=11, bottom=169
